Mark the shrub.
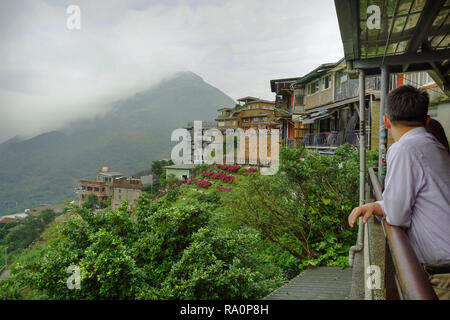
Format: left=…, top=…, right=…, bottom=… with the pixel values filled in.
left=217, top=164, right=241, bottom=173
left=195, top=180, right=213, bottom=188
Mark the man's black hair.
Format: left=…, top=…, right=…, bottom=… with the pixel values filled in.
left=386, top=85, right=429, bottom=126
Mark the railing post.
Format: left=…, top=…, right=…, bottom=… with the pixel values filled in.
left=359, top=69, right=366, bottom=206
left=379, top=65, right=390, bottom=186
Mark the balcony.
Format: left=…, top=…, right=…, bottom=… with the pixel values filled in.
left=293, top=106, right=305, bottom=114
left=301, top=130, right=370, bottom=149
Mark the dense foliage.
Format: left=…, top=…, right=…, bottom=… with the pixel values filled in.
left=151, top=159, right=174, bottom=177
left=0, top=209, right=58, bottom=258
left=82, top=194, right=109, bottom=210
left=0, top=144, right=376, bottom=299
left=0, top=191, right=285, bottom=299
left=222, top=144, right=378, bottom=269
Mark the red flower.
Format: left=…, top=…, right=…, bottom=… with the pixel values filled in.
left=217, top=164, right=241, bottom=173
left=195, top=180, right=212, bottom=188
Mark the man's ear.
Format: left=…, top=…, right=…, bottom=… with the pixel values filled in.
left=383, top=115, right=391, bottom=129
left=425, top=115, right=431, bottom=126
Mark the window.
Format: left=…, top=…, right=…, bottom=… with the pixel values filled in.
left=87, top=186, right=92, bottom=191
left=94, top=187, right=99, bottom=192
left=218, top=122, right=225, bottom=127
left=307, top=80, right=320, bottom=95
left=295, top=94, right=304, bottom=106
left=262, top=117, right=268, bottom=122
left=102, top=187, right=105, bottom=192
left=322, top=75, right=331, bottom=90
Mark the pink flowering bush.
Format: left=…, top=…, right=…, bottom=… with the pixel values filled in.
left=187, top=178, right=197, bottom=185
left=217, top=164, right=241, bottom=173
left=195, top=180, right=212, bottom=188
left=244, top=167, right=258, bottom=173
left=202, top=171, right=235, bottom=184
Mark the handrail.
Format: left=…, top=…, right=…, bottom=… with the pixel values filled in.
left=368, top=167, right=438, bottom=300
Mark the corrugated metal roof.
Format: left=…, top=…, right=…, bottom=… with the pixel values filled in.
left=334, top=0, right=450, bottom=94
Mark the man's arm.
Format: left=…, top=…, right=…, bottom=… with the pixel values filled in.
left=348, top=144, right=422, bottom=228
left=348, top=202, right=383, bottom=228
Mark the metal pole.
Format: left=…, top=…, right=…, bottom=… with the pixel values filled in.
left=349, top=69, right=366, bottom=267
left=359, top=69, right=366, bottom=206
left=379, top=65, right=390, bottom=186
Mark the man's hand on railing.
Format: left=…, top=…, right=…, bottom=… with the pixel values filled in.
left=348, top=202, right=384, bottom=228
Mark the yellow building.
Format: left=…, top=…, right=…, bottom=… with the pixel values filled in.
left=215, top=97, right=281, bottom=131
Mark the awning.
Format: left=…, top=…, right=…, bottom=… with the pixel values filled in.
left=302, top=114, right=330, bottom=124
left=334, top=0, right=450, bottom=95
left=301, top=96, right=361, bottom=116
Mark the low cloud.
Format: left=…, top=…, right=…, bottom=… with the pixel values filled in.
left=0, top=0, right=343, bottom=142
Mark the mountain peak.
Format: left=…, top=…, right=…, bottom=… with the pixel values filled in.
left=162, top=71, right=204, bottom=84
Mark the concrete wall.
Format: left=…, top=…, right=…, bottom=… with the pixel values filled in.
left=165, top=168, right=192, bottom=181
left=305, top=86, right=333, bottom=110
left=111, top=188, right=142, bottom=211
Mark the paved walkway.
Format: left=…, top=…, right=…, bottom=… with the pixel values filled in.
left=264, top=266, right=352, bottom=300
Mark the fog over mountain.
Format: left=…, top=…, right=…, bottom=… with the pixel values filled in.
left=0, top=0, right=343, bottom=143
left=0, top=71, right=236, bottom=215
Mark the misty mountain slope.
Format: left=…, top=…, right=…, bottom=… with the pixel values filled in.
left=0, top=71, right=235, bottom=215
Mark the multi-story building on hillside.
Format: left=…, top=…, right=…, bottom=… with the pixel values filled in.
left=290, top=58, right=448, bottom=152
left=215, top=97, right=281, bottom=131
left=111, top=176, right=144, bottom=211
left=77, top=167, right=124, bottom=205
left=291, top=58, right=386, bottom=151
left=76, top=167, right=155, bottom=210
left=270, top=77, right=302, bottom=148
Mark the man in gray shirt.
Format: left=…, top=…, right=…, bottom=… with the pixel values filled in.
left=348, top=85, right=450, bottom=299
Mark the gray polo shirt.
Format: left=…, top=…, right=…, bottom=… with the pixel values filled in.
left=377, top=126, right=450, bottom=265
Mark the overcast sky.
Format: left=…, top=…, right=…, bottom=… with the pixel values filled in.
left=0, top=0, right=343, bottom=142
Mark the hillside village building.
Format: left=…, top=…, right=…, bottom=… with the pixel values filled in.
left=76, top=167, right=156, bottom=211
left=77, top=167, right=124, bottom=204
left=215, top=97, right=281, bottom=131
left=164, top=164, right=197, bottom=181
left=271, top=59, right=449, bottom=153
left=110, top=177, right=143, bottom=211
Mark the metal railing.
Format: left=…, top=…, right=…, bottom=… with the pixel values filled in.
left=352, top=129, right=371, bottom=148
left=368, top=167, right=438, bottom=300
left=301, top=130, right=371, bottom=149
left=303, top=131, right=339, bottom=147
